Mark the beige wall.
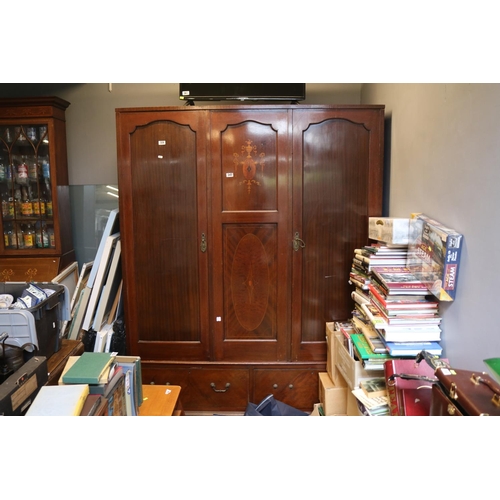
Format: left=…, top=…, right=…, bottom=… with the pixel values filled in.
left=361, top=83, right=500, bottom=370
left=0, top=83, right=362, bottom=185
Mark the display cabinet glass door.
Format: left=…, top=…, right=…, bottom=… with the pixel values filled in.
left=0, top=124, right=55, bottom=252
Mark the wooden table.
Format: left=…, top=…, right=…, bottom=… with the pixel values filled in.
left=138, top=385, right=184, bottom=416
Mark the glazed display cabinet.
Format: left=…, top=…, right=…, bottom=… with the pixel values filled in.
left=0, top=97, right=74, bottom=282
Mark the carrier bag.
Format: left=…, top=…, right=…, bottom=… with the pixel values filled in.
left=430, top=367, right=500, bottom=416
left=244, top=394, right=309, bottom=416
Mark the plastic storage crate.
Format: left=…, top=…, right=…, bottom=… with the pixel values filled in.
left=0, top=282, right=70, bottom=358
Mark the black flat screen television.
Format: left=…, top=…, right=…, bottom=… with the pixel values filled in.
left=179, top=83, right=306, bottom=102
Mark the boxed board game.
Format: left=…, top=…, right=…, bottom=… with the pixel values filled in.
left=406, top=213, right=463, bottom=301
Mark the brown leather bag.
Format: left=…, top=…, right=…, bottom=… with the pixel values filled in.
left=431, top=367, right=500, bottom=416
left=430, top=383, right=464, bottom=416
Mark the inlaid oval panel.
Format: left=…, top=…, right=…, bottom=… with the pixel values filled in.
left=231, top=233, right=270, bottom=331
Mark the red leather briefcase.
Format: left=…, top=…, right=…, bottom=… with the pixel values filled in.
left=384, top=358, right=441, bottom=416
left=431, top=367, right=500, bottom=416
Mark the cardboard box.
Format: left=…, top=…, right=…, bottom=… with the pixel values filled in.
left=318, top=371, right=347, bottom=415
left=368, top=217, right=410, bottom=245
left=325, top=322, right=340, bottom=385
left=309, top=402, right=324, bottom=416
left=334, top=332, right=378, bottom=390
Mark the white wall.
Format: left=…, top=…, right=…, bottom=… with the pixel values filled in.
left=361, top=83, right=500, bottom=370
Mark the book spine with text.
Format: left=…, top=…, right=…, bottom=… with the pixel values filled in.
left=383, top=360, right=402, bottom=416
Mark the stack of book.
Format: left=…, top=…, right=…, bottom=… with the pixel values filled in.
left=348, top=225, right=445, bottom=358
left=38, top=351, right=144, bottom=416
left=347, top=242, right=410, bottom=368
left=349, top=243, right=409, bottom=300
left=364, top=266, right=443, bottom=357
left=353, top=243, right=409, bottom=272
left=341, top=225, right=447, bottom=415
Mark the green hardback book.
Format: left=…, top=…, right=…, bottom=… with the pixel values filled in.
left=62, top=352, right=115, bottom=385
left=350, top=333, right=392, bottom=360
left=484, top=358, right=500, bottom=385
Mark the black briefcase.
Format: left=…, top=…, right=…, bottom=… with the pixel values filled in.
left=0, top=356, right=48, bottom=416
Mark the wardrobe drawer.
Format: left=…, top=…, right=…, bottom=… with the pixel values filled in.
left=141, top=366, right=191, bottom=392
left=186, top=367, right=250, bottom=412
left=253, top=368, right=320, bottom=411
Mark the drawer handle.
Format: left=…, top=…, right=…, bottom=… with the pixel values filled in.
left=273, top=384, right=278, bottom=389
left=210, top=382, right=230, bottom=393
left=289, top=384, right=294, bottom=389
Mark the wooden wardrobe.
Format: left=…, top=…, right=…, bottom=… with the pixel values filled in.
left=115, top=104, right=384, bottom=412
